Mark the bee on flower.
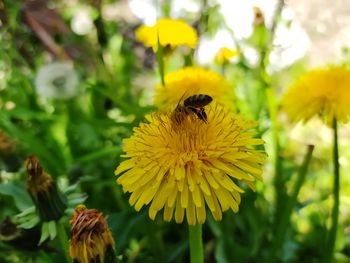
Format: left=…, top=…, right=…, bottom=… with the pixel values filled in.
left=154, top=67, right=236, bottom=111
left=115, top=101, right=266, bottom=225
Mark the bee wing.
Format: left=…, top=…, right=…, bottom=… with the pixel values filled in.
left=176, top=89, right=192, bottom=108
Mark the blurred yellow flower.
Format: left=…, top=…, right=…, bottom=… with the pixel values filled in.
left=154, top=67, right=235, bottom=110
left=135, top=18, right=198, bottom=51
left=69, top=205, right=116, bottom=263
left=214, top=47, right=239, bottom=64
left=115, top=103, right=265, bottom=225
left=282, top=66, right=350, bottom=125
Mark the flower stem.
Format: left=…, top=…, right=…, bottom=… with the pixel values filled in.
left=57, top=222, right=70, bottom=263
left=189, top=224, right=204, bottom=263
left=221, top=62, right=227, bottom=76
left=324, top=118, right=340, bottom=263
left=269, top=145, right=314, bottom=261
left=156, top=33, right=165, bottom=86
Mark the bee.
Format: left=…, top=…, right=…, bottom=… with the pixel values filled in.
left=171, top=94, right=213, bottom=125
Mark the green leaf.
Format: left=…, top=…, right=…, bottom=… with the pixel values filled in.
left=67, top=194, right=88, bottom=206
left=0, top=183, right=33, bottom=210
left=15, top=206, right=36, bottom=217
left=63, top=183, right=78, bottom=195
left=4, top=108, right=55, bottom=121
left=18, top=215, right=40, bottom=229
left=39, top=222, right=50, bottom=245
left=75, top=146, right=122, bottom=163
left=47, top=221, right=57, bottom=240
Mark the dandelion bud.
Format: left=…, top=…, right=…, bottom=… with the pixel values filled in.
left=26, top=155, right=67, bottom=221
left=69, top=205, right=116, bottom=263
left=214, top=47, right=239, bottom=65
left=253, top=6, right=265, bottom=26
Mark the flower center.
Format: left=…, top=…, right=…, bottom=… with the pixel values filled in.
left=52, top=76, right=67, bottom=90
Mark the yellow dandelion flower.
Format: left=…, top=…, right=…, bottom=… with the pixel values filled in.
left=154, top=67, right=236, bottom=110
left=282, top=66, right=350, bottom=125
left=214, top=47, right=239, bottom=65
left=69, top=205, right=116, bottom=263
left=135, top=18, right=198, bottom=51
left=115, top=103, right=265, bottom=225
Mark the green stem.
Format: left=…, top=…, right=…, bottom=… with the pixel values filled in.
left=57, top=222, right=70, bottom=263
left=269, top=145, right=314, bottom=261
left=184, top=50, right=194, bottom=67
left=221, top=62, right=227, bottom=76
left=156, top=34, right=165, bottom=86
left=189, top=224, right=204, bottom=263
left=266, top=88, right=279, bottom=154
left=324, top=118, right=340, bottom=263
left=266, top=87, right=285, bottom=221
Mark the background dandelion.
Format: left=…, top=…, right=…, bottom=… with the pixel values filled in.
left=35, top=62, right=79, bottom=100
left=135, top=18, right=198, bottom=51
left=154, top=67, right=236, bottom=110
left=282, top=66, right=350, bottom=125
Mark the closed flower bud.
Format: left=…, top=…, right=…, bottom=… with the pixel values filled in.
left=26, top=155, right=67, bottom=221
left=69, top=205, right=116, bottom=263
left=0, top=217, right=41, bottom=250
left=253, top=6, right=265, bottom=26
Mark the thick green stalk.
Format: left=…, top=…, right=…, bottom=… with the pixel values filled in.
left=266, top=87, right=285, bottom=223
left=269, top=145, right=314, bottom=261
left=189, top=224, right=204, bottom=263
left=57, top=222, right=70, bottom=263
left=324, top=118, right=340, bottom=263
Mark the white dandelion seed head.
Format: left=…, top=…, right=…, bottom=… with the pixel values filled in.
left=35, top=62, right=79, bottom=100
